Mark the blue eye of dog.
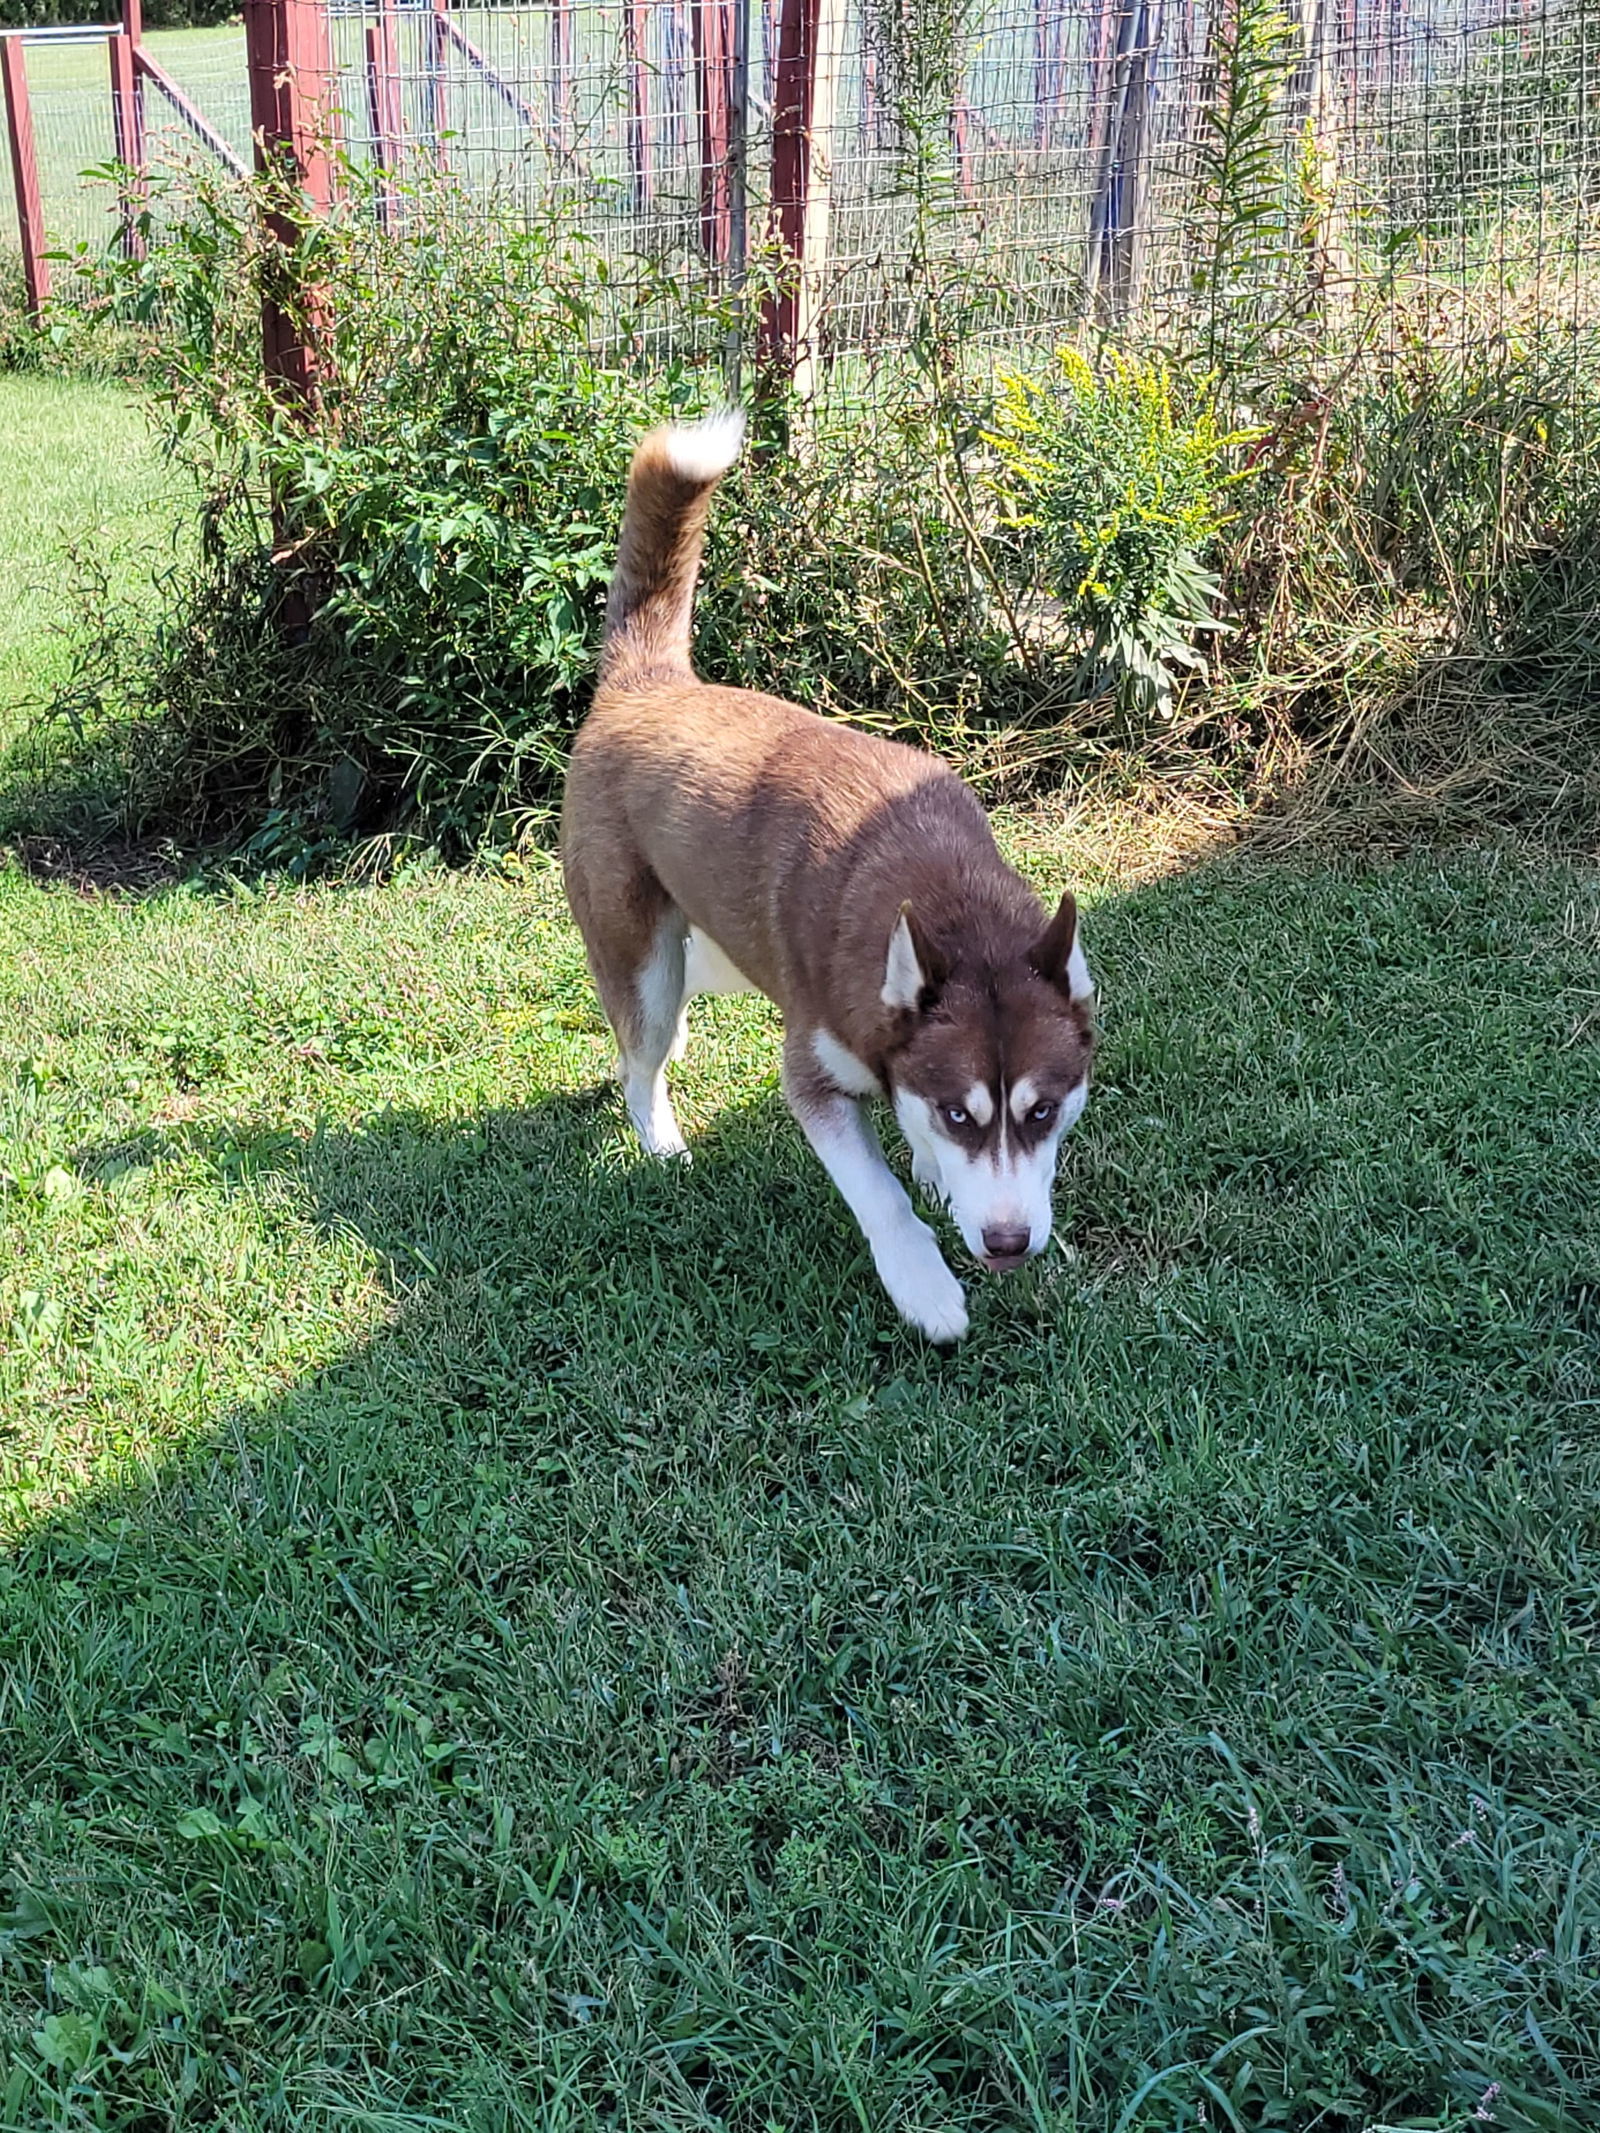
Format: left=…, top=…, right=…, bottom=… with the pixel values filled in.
left=943, top=1105, right=969, bottom=1127
left=1030, top=1101, right=1056, bottom=1124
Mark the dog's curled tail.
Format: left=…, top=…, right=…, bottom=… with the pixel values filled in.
left=599, top=408, right=746, bottom=690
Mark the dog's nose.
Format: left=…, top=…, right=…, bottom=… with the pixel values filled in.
left=981, top=1224, right=1031, bottom=1269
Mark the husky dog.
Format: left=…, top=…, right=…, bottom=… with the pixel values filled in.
left=561, top=413, right=1094, bottom=1341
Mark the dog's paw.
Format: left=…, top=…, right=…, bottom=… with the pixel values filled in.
left=875, top=1224, right=969, bottom=1344
left=628, top=1113, right=691, bottom=1161
left=622, top=1066, right=691, bottom=1160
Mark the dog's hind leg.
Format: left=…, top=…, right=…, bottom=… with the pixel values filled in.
left=566, top=853, right=691, bottom=1158
left=671, top=926, right=756, bottom=1062
left=610, top=907, right=691, bottom=1157
left=783, top=1036, right=969, bottom=1344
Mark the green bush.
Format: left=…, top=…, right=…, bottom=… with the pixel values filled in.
left=47, top=162, right=1231, bottom=857
left=985, top=349, right=1251, bottom=724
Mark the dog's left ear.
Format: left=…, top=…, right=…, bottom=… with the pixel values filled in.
left=1029, top=892, right=1094, bottom=1003
left=882, top=902, right=946, bottom=1014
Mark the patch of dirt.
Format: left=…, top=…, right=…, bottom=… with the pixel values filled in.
left=6, top=835, right=185, bottom=895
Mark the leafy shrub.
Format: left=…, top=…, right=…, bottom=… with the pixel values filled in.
left=48, top=167, right=730, bottom=852
left=44, top=162, right=1170, bottom=856
left=0, top=253, right=152, bottom=381
left=984, top=350, right=1251, bottom=722
left=696, top=395, right=1038, bottom=741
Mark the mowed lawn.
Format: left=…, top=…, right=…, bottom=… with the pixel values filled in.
left=1, top=385, right=1599, bottom=2129
left=0, top=375, right=177, bottom=741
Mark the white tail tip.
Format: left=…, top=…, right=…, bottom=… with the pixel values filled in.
left=663, top=407, right=746, bottom=484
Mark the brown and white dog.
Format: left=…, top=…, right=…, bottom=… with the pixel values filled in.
left=560, top=411, right=1095, bottom=1342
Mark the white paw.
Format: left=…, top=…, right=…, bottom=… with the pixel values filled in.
left=624, top=1076, right=691, bottom=1161
left=873, top=1222, right=969, bottom=1344
left=634, top=1117, right=690, bottom=1161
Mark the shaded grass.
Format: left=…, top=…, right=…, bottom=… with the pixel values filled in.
left=1, top=835, right=1597, bottom=2128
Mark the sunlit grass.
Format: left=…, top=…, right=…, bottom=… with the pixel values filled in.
left=0, top=374, right=174, bottom=743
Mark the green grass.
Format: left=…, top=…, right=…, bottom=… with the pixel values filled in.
left=0, top=375, right=174, bottom=741
left=0, top=833, right=1597, bottom=2130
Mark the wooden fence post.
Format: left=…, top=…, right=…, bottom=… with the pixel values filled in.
left=109, top=0, right=148, bottom=259
left=1, top=35, right=49, bottom=318
left=242, top=0, right=336, bottom=408
left=758, top=0, right=839, bottom=407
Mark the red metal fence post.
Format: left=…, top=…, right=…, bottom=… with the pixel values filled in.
left=242, top=0, right=336, bottom=408
left=951, top=99, right=973, bottom=202
left=2, top=35, right=50, bottom=319
left=109, top=0, right=148, bottom=259
left=692, top=0, right=733, bottom=264
left=759, top=0, right=836, bottom=405
left=760, top=0, right=816, bottom=380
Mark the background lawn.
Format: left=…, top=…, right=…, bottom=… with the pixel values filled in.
left=0, top=381, right=1598, bottom=2129
left=0, top=375, right=176, bottom=744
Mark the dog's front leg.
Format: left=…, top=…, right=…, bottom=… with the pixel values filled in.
left=784, top=1049, right=968, bottom=1344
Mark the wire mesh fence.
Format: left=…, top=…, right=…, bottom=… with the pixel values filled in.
left=7, top=0, right=1600, bottom=384
left=2, top=30, right=237, bottom=249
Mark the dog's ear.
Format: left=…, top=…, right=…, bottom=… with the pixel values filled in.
left=881, top=902, right=946, bottom=1014
left=1029, top=892, right=1094, bottom=1003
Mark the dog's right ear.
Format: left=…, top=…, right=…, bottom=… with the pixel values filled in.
left=1029, top=891, right=1094, bottom=1004
left=881, top=902, right=945, bottom=1014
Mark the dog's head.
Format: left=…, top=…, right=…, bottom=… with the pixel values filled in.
left=881, top=894, right=1095, bottom=1270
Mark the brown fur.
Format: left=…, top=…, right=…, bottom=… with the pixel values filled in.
left=561, top=416, right=1094, bottom=1336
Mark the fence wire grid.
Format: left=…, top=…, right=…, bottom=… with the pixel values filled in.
left=6, top=0, right=1600, bottom=379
